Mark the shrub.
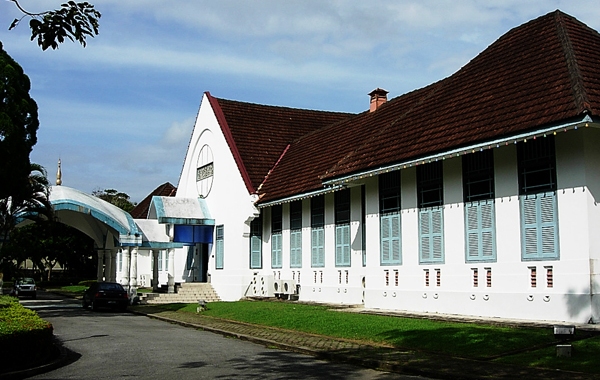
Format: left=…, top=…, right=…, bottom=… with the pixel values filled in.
left=78, top=279, right=97, bottom=287
left=0, top=295, right=54, bottom=373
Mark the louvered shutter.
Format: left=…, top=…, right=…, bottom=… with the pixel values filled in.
left=521, top=192, right=558, bottom=260
left=290, top=230, right=302, bottom=268
left=465, top=201, right=496, bottom=262
left=216, top=240, right=224, bottom=269
left=336, top=224, right=350, bottom=266
left=250, top=236, right=262, bottom=269
left=272, top=233, right=282, bottom=268
left=311, top=228, right=324, bottom=267
left=381, top=213, right=401, bottom=265
left=419, top=207, right=444, bottom=263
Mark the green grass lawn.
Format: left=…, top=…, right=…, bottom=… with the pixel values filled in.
left=155, top=300, right=562, bottom=360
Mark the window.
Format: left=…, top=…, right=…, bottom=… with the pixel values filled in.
left=271, top=205, right=282, bottom=268
left=311, top=196, right=325, bottom=267
left=250, top=217, right=262, bottom=269
left=335, top=189, right=351, bottom=267
left=215, top=225, right=224, bottom=269
left=463, top=149, right=496, bottom=263
left=380, top=172, right=401, bottom=265
left=290, top=201, right=302, bottom=268
left=518, top=137, right=559, bottom=260
left=418, top=162, right=444, bottom=264
left=518, top=136, right=557, bottom=195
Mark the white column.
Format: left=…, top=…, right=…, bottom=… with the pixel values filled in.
left=110, top=249, right=117, bottom=282
left=130, top=246, right=138, bottom=294
left=97, top=250, right=104, bottom=282
left=152, top=250, right=159, bottom=292
left=167, top=248, right=175, bottom=294
left=105, top=250, right=112, bottom=283
left=121, top=247, right=130, bottom=287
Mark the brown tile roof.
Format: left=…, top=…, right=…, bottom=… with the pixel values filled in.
left=130, top=182, right=177, bottom=219
left=206, top=93, right=354, bottom=193
left=255, top=10, right=600, bottom=204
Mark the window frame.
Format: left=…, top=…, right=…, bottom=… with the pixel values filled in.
left=215, top=225, right=224, bottom=269
left=335, top=189, right=351, bottom=267
left=311, top=196, right=325, bottom=268
left=249, top=217, right=262, bottom=269
left=417, top=162, right=444, bottom=264
left=463, top=150, right=496, bottom=262
left=379, top=171, right=402, bottom=266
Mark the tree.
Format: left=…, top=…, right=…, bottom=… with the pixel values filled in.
left=0, top=41, right=39, bottom=203
left=92, top=189, right=136, bottom=213
left=8, top=1, right=101, bottom=51
left=0, top=163, right=53, bottom=275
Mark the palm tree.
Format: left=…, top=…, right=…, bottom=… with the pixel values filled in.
left=0, top=163, right=53, bottom=257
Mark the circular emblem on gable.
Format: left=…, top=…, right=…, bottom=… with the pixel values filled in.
left=196, top=145, right=214, bottom=198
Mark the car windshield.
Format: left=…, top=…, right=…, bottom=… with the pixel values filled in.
left=19, top=278, right=35, bottom=285
left=98, top=283, right=124, bottom=291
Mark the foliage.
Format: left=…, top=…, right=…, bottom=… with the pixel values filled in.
left=0, top=42, right=39, bottom=203
left=92, top=188, right=136, bottom=212
left=3, top=221, right=95, bottom=281
left=8, top=1, right=101, bottom=51
left=0, top=163, right=52, bottom=269
left=0, top=295, right=53, bottom=374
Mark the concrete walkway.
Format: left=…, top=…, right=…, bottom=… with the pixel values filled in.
left=130, top=304, right=600, bottom=380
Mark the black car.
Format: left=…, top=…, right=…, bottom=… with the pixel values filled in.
left=82, top=282, right=129, bottom=311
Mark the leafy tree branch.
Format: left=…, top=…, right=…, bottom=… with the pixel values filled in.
left=8, top=1, right=101, bottom=50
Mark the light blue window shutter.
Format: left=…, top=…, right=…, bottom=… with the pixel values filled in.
left=216, top=240, right=224, bottom=269
left=250, top=236, right=262, bottom=268
left=381, top=213, right=401, bottom=265
left=521, top=192, right=558, bottom=260
left=419, top=209, right=431, bottom=262
left=290, top=230, right=302, bottom=268
left=465, top=201, right=496, bottom=262
left=420, top=207, right=444, bottom=263
left=272, top=233, right=282, bottom=268
left=480, top=201, right=495, bottom=260
left=540, top=193, right=558, bottom=257
left=311, top=228, right=324, bottom=267
left=336, top=224, right=350, bottom=266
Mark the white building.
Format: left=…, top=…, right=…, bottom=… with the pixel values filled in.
left=122, top=11, right=600, bottom=324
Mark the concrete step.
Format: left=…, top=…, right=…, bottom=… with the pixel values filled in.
left=139, top=282, right=221, bottom=304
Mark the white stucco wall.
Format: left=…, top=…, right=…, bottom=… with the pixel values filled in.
left=166, top=99, right=600, bottom=324
left=175, top=93, right=261, bottom=300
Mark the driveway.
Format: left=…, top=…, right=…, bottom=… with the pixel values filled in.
left=22, top=291, right=423, bottom=379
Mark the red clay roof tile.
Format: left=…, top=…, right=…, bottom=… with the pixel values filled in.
left=255, top=10, right=600, bottom=203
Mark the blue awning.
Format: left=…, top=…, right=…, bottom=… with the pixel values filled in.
left=173, top=225, right=214, bottom=245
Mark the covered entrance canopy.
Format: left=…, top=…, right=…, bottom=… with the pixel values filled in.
left=148, top=196, right=215, bottom=285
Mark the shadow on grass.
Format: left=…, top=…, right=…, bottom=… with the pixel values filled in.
left=375, top=325, right=556, bottom=359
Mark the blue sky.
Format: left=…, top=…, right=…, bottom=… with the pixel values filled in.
left=1, top=1, right=600, bottom=203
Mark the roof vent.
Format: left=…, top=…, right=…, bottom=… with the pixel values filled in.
left=369, top=88, right=388, bottom=112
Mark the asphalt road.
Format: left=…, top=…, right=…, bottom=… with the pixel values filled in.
left=21, top=291, right=425, bottom=379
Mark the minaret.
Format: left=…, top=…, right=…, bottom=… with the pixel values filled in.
left=56, top=158, right=62, bottom=186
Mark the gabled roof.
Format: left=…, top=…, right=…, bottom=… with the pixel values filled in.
left=206, top=93, right=354, bottom=193
left=130, top=182, right=177, bottom=219
left=256, top=10, right=600, bottom=204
